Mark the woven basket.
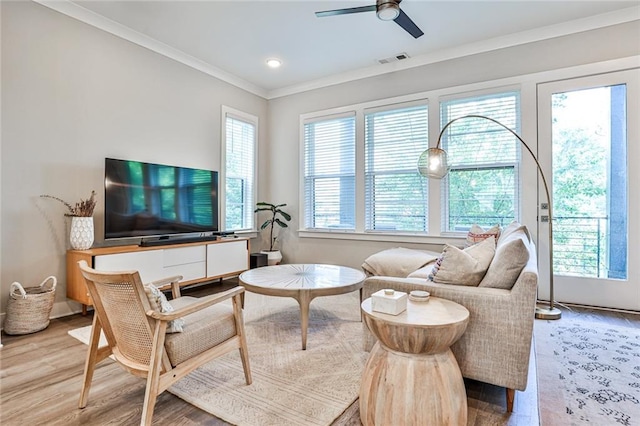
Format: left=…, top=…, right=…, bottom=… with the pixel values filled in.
left=4, top=276, right=57, bottom=335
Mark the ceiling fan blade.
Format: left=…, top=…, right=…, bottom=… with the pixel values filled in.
left=394, top=9, right=424, bottom=38
left=315, top=5, right=376, bottom=18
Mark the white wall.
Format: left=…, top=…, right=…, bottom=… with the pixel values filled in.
left=0, top=1, right=268, bottom=319
left=266, top=21, right=640, bottom=268
left=1, top=1, right=638, bottom=321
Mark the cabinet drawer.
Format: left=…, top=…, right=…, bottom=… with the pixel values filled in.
left=163, top=245, right=206, bottom=267
left=164, top=262, right=206, bottom=282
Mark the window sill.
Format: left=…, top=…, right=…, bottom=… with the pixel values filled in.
left=298, top=230, right=465, bottom=246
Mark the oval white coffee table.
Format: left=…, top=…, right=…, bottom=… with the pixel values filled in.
left=239, top=264, right=366, bottom=350
left=360, top=296, right=470, bottom=426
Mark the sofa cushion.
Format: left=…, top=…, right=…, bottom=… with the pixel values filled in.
left=165, top=297, right=236, bottom=366
left=428, top=237, right=496, bottom=286
left=407, top=261, right=437, bottom=279
left=465, top=224, right=501, bottom=248
left=362, top=247, right=439, bottom=277
left=479, top=229, right=530, bottom=289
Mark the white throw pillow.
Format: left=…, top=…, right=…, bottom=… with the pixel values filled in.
left=479, top=229, right=530, bottom=290
left=499, top=221, right=531, bottom=245
left=144, top=283, right=184, bottom=333
left=428, top=237, right=496, bottom=286
left=465, top=224, right=501, bottom=248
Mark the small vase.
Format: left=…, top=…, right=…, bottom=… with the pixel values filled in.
left=70, top=216, right=94, bottom=250
left=261, top=250, right=282, bottom=266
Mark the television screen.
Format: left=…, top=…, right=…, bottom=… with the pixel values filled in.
left=104, top=158, right=218, bottom=239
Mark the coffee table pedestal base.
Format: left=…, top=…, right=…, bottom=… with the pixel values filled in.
left=359, top=342, right=467, bottom=426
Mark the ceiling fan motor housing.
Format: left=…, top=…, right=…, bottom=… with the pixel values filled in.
left=376, top=0, right=401, bottom=21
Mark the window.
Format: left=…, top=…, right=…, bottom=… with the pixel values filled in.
left=299, top=90, right=521, bottom=238
left=303, top=114, right=356, bottom=230
left=364, top=104, right=428, bottom=232
left=440, top=92, right=521, bottom=231
left=223, top=107, right=257, bottom=231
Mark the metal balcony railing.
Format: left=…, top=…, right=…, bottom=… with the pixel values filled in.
left=553, top=216, right=608, bottom=278
left=451, top=215, right=610, bottom=277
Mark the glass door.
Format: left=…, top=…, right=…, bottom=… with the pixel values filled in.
left=537, top=69, right=639, bottom=311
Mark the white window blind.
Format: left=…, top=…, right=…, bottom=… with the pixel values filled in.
left=303, top=114, right=356, bottom=230
left=440, top=92, right=521, bottom=231
left=364, top=104, right=428, bottom=232
left=225, top=113, right=256, bottom=231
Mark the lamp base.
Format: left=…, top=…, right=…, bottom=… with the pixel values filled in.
left=535, top=304, right=562, bottom=320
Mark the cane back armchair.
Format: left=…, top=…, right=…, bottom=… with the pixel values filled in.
left=77, top=260, right=252, bottom=425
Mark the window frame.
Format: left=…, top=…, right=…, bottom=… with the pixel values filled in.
left=302, top=111, right=357, bottom=231
left=221, top=106, right=258, bottom=232
left=363, top=101, right=430, bottom=234
left=438, top=90, right=522, bottom=232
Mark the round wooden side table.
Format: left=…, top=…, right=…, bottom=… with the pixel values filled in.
left=239, top=264, right=365, bottom=350
left=360, top=296, right=470, bottom=426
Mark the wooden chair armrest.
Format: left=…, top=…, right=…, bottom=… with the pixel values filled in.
left=146, top=286, right=245, bottom=321
left=145, top=275, right=183, bottom=298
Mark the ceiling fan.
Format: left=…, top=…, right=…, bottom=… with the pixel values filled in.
left=315, top=0, right=424, bottom=39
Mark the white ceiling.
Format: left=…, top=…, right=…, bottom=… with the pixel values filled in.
left=39, top=1, right=639, bottom=98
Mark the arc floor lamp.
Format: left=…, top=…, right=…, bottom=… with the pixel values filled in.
left=417, top=114, right=561, bottom=320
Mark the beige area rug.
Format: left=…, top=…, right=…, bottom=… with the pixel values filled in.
left=535, top=320, right=640, bottom=425
left=69, top=291, right=368, bottom=426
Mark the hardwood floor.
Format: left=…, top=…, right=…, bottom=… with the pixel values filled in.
left=1, top=279, right=637, bottom=425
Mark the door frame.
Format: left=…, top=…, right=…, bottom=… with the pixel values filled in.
left=536, top=68, right=640, bottom=311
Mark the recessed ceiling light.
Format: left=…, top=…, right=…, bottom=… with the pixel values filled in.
left=266, top=58, right=282, bottom=68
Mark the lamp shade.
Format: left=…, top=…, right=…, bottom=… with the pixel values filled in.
left=417, top=147, right=450, bottom=179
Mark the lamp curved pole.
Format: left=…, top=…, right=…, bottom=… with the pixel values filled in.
left=434, top=114, right=561, bottom=320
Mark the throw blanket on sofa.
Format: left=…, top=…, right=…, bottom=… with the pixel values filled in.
left=362, top=247, right=439, bottom=278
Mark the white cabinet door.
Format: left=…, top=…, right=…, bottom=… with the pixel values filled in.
left=95, top=245, right=207, bottom=284
left=94, top=250, right=163, bottom=283
left=207, top=240, right=248, bottom=277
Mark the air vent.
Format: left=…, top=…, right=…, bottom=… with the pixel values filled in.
left=378, top=52, right=410, bottom=64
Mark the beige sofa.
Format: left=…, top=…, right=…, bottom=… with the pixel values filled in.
left=361, top=233, right=538, bottom=412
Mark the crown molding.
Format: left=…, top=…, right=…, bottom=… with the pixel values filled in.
left=33, top=1, right=638, bottom=101
left=33, top=0, right=268, bottom=98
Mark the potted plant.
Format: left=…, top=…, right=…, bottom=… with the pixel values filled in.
left=41, top=191, right=97, bottom=250
left=255, top=201, right=291, bottom=265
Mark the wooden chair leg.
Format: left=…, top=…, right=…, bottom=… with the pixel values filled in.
left=140, top=321, right=167, bottom=426
left=79, top=315, right=103, bottom=409
left=506, top=388, right=515, bottom=412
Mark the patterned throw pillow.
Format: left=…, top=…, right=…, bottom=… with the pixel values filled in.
left=144, top=284, right=185, bottom=333
left=465, top=224, right=501, bottom=248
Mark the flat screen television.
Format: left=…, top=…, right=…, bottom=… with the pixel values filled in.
left=104, top=158, right=219, bottom=240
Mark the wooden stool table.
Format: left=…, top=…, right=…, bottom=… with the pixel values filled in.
left=360, top=296, right=470, bottom=426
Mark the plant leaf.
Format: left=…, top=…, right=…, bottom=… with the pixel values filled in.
left=274, top=218, right=288, bottom=228
left=279, top=211, right=292, bottom=221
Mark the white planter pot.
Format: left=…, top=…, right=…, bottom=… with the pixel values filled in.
left=261, top=250, right=282, bottom=266
left=70, top=216, right=94, bottom=250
